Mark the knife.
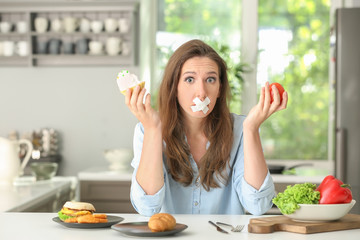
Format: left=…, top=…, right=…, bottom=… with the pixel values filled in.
left=208, top=220, right=229, bottom=234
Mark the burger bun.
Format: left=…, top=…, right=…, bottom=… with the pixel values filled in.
left=63, top=201, right=96, bottom=212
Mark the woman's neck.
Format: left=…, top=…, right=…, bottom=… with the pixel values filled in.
left=183, top=116, right=208, bottom=165
left=184, top=116, right=205, bottom=137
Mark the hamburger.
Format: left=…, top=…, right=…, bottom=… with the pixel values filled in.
left=58, top=201, right=95, bottom=222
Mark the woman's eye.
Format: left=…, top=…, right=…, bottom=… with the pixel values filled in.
left=206, top=77, right=216, bottom=83
left=185, top=77, right=194, bottom=83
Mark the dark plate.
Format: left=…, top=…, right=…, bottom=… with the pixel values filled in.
left=111, top=221, right=188, bottom=237
left=52, top=215, right=124, bottom=229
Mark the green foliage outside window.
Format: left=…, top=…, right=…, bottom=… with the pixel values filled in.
left=258, top=0, right=330, bottom=160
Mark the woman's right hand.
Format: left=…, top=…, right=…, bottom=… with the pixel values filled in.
left=125, top=85, right=161, bottom=130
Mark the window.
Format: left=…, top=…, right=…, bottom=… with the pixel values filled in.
left=155, top=0, right=332, bottom=164
left=257, top=0, right=331, bottom=161
left=156, top=0, right=242, bottom=113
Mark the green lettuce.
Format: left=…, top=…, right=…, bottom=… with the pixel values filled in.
left=272, top=183, right=320, bottom=214
left=57, top=211, right=76, bottom=221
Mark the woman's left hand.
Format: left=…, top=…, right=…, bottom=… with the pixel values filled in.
left=244, top=82, right=288, bottom=131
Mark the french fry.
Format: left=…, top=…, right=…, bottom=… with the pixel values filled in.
left=64, top=217, right=78, bottom=223
left=93, top=214, right=107, bottom=219
left=76, top=214, right=108, bottom=223
left=64, top=214, right=108, bottom=223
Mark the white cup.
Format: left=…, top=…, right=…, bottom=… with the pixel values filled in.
left=0, top=42, right=4, bottom=56
left=0, top=22, right=13, bottom=33
left=118, top=18, right=130, bottom=33
left=105, top=37, right=122, bottom=56
left=79, top=18, right=91, bottom=33
left=16, top=21, right=28, bottom=33
left=16, top=41, right=29, bottom=56
left=89, top=41, right=103, bottom=55
left=51, top=18, right=63, bottom=32
left=63, top=17, right=78, bottom=33
left=3, top=41, right=15, bottom=56
left=104, top=18, right=118, bottom=33
left=90, top=20, right=103, bottom=33
left=34, top=17, right=48, bottom=33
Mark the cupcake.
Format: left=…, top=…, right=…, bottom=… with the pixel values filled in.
left=116, top=70, right=145, bottom=95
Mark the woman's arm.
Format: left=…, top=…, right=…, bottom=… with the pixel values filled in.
left=125, top=85, right=164, bottom=195
left=242, top=126, right=268, bottom=190
left=243, top=82, right=288, bottom=189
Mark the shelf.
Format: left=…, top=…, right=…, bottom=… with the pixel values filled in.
left=0, top=33, right=28, bottom=38
left=32, top=54, right=133, bottom=66
left=0, top=56, right=30, bottom=66
left=0, top=1, right=139, bottom=67
left=30, top=31, right=131, bottom=38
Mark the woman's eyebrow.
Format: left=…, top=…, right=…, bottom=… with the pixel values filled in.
left=182, top=71, right=218, bottom=76
left=182, top=71, right=196, bottom=76
left=207, top=71, right=218, bottom=75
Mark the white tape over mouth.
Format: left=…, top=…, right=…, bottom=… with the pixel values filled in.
left=191, top=97, right=211, bottom=114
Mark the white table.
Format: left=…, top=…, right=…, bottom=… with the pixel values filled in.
left=0, top=213, right=359, bottom=240
left=0, top=176, right=77, bottom=212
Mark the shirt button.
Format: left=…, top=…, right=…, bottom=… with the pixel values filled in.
left=196, top=178, right=200, bottom=187
left=194, top=201, right=198, bottom=206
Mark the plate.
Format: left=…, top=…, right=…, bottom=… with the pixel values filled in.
left=52, top=215, right=124, bottom=228
left=111, top=222, right=188, bottom=237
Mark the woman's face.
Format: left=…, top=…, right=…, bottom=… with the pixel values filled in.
left=177, top=56, right=220, bottom=120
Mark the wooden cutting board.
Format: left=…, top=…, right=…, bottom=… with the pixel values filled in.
left=248, top=214, right=360, bottom=234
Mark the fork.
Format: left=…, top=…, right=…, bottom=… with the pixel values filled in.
left=215, top=222, right=245, bottom=232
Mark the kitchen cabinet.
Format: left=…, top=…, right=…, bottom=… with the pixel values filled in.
left=80, top=180, right=136, bottom=213
left=78, top=166, right=136, bottom=213
left=0, top=0, right=139, bottom=67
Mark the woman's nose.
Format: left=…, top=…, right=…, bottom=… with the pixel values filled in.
left=196, top=80, right=206, bottom=100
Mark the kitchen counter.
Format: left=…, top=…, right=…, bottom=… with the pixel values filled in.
left=78, top=166, right=134, bottom=213
left=78, top=166, right=132, bottom=181
left=0, top=176, right=77, bottom=212
left=271, top=174, right=325, bottom=183
left=78, top=165, right=326, bottom=183
left=0, top=213, right=359, bottom=239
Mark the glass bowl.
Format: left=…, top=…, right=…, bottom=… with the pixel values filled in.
left=284, top=200, right=356, bottom=222
left=30, top=162, right=58, bottom=181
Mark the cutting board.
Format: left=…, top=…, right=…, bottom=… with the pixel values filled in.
left=248, top=214, right=360, bottom=234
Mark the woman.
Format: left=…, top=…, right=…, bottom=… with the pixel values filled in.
left=125, top=39, right=288, bottom=217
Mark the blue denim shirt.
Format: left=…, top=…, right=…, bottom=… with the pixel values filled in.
left=130, top=114, right=275, bottom=217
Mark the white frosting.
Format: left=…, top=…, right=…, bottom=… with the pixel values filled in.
left=191, top=97, right=210, bottom=114
left=116, top=70, right=140, bottom=92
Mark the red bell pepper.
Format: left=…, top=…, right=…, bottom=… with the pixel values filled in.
left=316, top=175, right=352, bottom=204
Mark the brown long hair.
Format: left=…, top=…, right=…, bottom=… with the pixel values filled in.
left=158, top=39, right=233, bottom=191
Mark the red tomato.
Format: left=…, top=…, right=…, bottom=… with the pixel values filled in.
left=269, top=82, right=285, bottom=103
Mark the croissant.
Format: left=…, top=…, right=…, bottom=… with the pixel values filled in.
left=148, top=213, right=176, bottom=232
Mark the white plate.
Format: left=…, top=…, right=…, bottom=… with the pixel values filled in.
left=285, top=200, right=356, bottom=222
